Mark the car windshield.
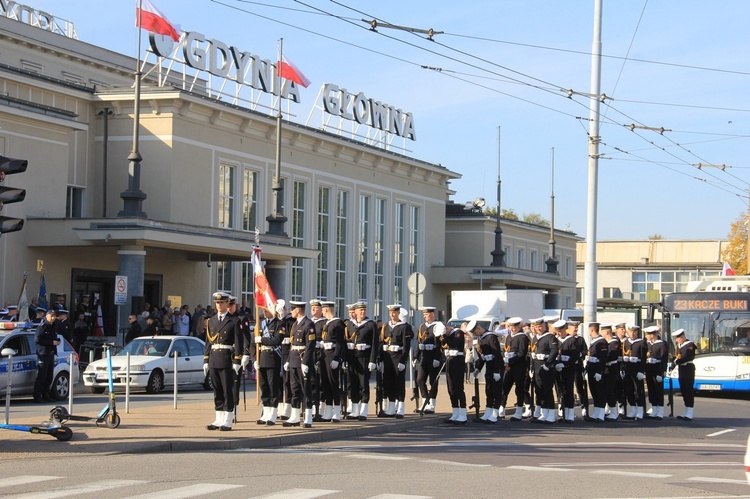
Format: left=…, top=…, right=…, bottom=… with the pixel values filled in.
left=119, top=338, right=171, bottom=357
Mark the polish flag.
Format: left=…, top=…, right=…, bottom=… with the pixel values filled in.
left=722, top=261, right=736, bottom=276
left=136, top=0, right=180, bottom=42
left=252, top=246, right=277, bottom=313
left=277, top=56, right=311, bottom=88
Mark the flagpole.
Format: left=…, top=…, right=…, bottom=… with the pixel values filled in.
left=16, top=272, right=27, bottom=308
left=266, top=38, right=287, bottom=236
left=119, top=0, right=147, bottom=217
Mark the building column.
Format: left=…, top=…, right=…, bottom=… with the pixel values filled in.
left=117, top=245, right=145, bottom=345
left=265, top=263, right=287, bottom=301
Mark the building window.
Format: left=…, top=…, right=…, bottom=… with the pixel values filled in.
left=632, top=271, right=704, bottom=300
left=504, top=246, right=511, bottom=266
left=374, top=198, right=386, bottom=319
left=218, top=164, right=234, bottom=228
left=358, top=195, right=370, bottom=301
left=602, top=287, right=622, bottom=299
left=565, top=256, right=572, bottom=278
left=394, top=203, right=405, bottom=304
left=317, top=186, right=331, bottom=299
left=575, top=287, right=583, bottom=304
left=241, top=262, right=254, bottom=316
left=66, top=186, right=83, bottom=218
left=335, top=191, right=348, bottom=312
left=409, top=205, right=420, bottom=275
left=217, top=261, right=232, bottom=291
left=530, top=251, right=537, bottom=271
left=291, top=181, right=305, bottom=301
left=241, top=169, right=258, bottom=232
left=517, top=248, right=525, bottom=269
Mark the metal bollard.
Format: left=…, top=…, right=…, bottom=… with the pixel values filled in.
left=125, top=352, right=131, bottom=413
left=68, top=352, right=74, bottom=415
left=173, top=352, right=178, bottom=409
left=2, top=348, right=15, bottom=424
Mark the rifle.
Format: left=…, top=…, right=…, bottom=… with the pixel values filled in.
left=409, top=349, right=419, bottom=412
left=419, top=360, right=447, bottom=417
left=468, top=366, right=481, bottom=421
left=667, top=359, right=675, bottom=417
left=340, top=363, right=349, bottom=416
left=375, top=364, right=383, bottom=416
left=529, top=357, right=536, bottom=412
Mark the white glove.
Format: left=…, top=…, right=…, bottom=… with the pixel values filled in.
left=203, top=363, right=209, bottom=376
left=656, top=375, right=663, bottom=383
left=433, top=322, right=446, bottom=337
left=620, top=371, right=625, bottom=379
left=284, top=362, right=290, bottom=372
left=529, top=370, right=533, bottom=378
left=254, top=336, right=262, bottom=343
left=493, top=373, right=501, bottom=382
left=432, top=359, right=440, bottom=369
left=636, top=372, right=645, bottom=381
left=233, top=363, right=241, bottom=374
left=241, top=355, right=251, bottom=368
left=541, top=364, right=550, bottom=371
left=594, top=373, right=602, bottom=382
left=473, top=369, right=480, bottom=378
left=377, top=362, right=384, bottom=372
left=368, top=362, right=377, bottom=372
left=253, top=361, right=259, bottom=371
left=302, top=364, right=309, bottom=376
left=397, top=363, right=405, bottom=372
left=412, top=359, right=417, bottom=368
left=330, top=359, right=339, bottom=369
left=555, top=363, right=564, bottom=372
left=342, top=362, right=348, bottom=370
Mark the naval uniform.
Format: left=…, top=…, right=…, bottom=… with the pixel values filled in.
left=675, top=340, right=696, bottom=409
left=604, top=336, right=622, bottom=413
left=586, top=336, right=608, bottom=413
left=380, top=319, right=413, bottom=407
left=533, top=332, right=559, bottom=414
left=203, top=312, right=242, bottom=413
left=311, top=316, right=326, bottom=415
left=254, top=317, right=286, bottom=408
left=645, top=338, right=668, bottom=413
left=415, top=322, right=443, bottom=408
left=572, top=334, right=589, bottom=414
left=622, top=337, right=647, bottom=415
left=33, top=320, right=58, bottom=401
left=320, top=316, right=346, bottom=409
left=475, top=330, right=504, bottom=412
left=557, top=335, right=578, bottom=416
left=288, top=316, right=316, bottom=411
left=440, top=327, right=467, bottom=411
left=345, top=317, right=378, bottom=406
left=500, top=331, right=530, bottom=413
left=280, top=315, right=295, bottom=411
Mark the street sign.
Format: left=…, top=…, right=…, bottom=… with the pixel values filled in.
left=407, top=272, right=426, bottom=294
left=114, top=275, right=127, bottom=305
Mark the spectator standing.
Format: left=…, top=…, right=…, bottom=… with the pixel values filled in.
left=125, top=314, right=143, bottom=343
left=34, top=309, right=60, bottom=402
left=161, top=307, right=174, bottom=334
left=73, top=312, right=91, bottom=353
left=175, top=307, right=190, bottom=336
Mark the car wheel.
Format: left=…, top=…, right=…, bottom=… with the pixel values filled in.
left=90, top=386, right=106, bottom=394
left=203, top=374, right=213, bottom=391
left=51, top=371, right=70, bottom=400
left=145, top=370, right=164, bottom=394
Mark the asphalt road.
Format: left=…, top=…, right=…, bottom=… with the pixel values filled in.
left=1, top=391, right=747, bottom=498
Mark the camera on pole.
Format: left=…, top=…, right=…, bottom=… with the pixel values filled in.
left=0, top=155, right=28, bottom=235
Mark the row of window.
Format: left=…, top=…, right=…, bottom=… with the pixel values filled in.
left=502, top=245, right=573, bottom=278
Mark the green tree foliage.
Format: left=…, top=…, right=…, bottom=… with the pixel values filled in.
left=721, top=211, right=747, bottom=274
left=522, top=212, right=550, bottom=227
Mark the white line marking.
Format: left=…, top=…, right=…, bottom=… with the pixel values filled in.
left=592, top=470, right=672, bottom=479
left=688, top=476, right=749, bottom=485
left=0, top=477, right=61, bottom=488
left=123, top=483, right=243, bottom=499
left=605, top=496, right=750, bottom=499
left=345, top=454, right=411, bottom=461
left=544, top=461, right=740, bottom=468
left=506, top=465, right=571, bottom=472
left=251, top=488, right=339, bottom=499
left=420, top=458, right=491, bottom=468
left=6, top=479, right=148, bottom=499
left=367, top=495, right=432, bottom=499
left=705, top=428, right=737, bottom=437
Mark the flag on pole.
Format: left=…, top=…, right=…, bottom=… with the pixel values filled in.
left=252, top=246, right=277, bottom=313
left=38, top=272, right=48, bottom=310
left=277, top=55, right=311, bottom=88
left=136, top=0, right=181, bottom=42
left=94, top=303, right=105, bottom=336
left=17, top=274, right=29, bottom=323
left=722, top=261, right=736, bottom=276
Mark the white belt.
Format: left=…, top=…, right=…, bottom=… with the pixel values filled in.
left=316, top=341, right=323, bottom=349
left=587, top=357, right=599, bottom=363
left=282, top=338, right=290, bottom=345
left=504, top=352, right=516, bottom=360
left=534, top=353, right=549, bottom=360
left=348, top=343, right=370, bottom=351
left=646, top=358, right=660, bottom=364
left=446, top=349, right=463, bottom=357
left=418, top=343, right=435, bottom=351
left=680, top=361, right=694, bottom=366
left=291, top=345, right=305, bottom=351
left=211, top=344, right=232, bottom=350
left=628, top=357, right=640, bottom=363
left=606, top=360, right=618, bottom=366
left=259, top=346, right=273, bottom=351
left=384, top=345, right=403, bottom=352
left=347, top=342, right=355, bottom=350
left=322, top=342, right=335, bottom=350
left=622, top=356, right=630, bottom=362
left=560, top=355, right=570, bottom=362
left=617, top=356, right=623, bottom=362
left=481, top=354, right=494, bottom=361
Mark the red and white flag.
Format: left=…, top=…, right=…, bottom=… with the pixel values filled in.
left=252, top=246, right=277, bottom=313
left=94, top=303, right=105, bottom=337
left=722, top=261, right=736, bottom=276
left=277, top=55, right=311, bottom=88
left=136, top=0, right=180, bottom=42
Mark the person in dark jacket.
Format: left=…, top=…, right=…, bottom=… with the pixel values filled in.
left=34, top=309, right=60, bottom=402
left=125, top=314, right=143, bottom=344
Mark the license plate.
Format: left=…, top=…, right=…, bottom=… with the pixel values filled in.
left=698, top=384, right=721, bottom=390
left=96, top=374, right=109, bottom=381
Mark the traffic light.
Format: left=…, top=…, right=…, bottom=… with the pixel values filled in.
left=0, top=155, right=28, bottom=235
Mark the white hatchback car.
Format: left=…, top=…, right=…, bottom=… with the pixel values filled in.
left=0, top=322, right=80, bottom=401
left=83, top=336, right=210, bottom=393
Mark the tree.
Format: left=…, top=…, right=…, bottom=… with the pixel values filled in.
left=501, top=208, right=519, bottom=220
left=522, top=212, right=550, bottom=227
left=648, top=234, right=663, bottom=240
left=721, top=211, right=747, bottom=274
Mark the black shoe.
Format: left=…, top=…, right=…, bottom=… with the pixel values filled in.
left=282, top=421, right=300, bottom=427
left=313, top=415, right=324, bottom=422
left=358, top=415, right=367, bottom=421
left=483, top=419, right=497, bottom=425
left=423, top=409, right=435, bottom=415
left=279, top=415, right=290, bottom=421
left=206, top=424, right=219, bottom=430
left=444, top=418, right=455, bottom=424
left=331, top=418, right=340, bottom=423
left=266, top=420, right=276, bottom=426
left=452, top=420, right=467, bottom=426
left=219, top=426, right=232, bottom=431
left=562, top=419, right=573, bottom=424
left=256, top=419, right=266, bottom=425
left=345, top=414, right=359, bottom=420
left=583, top=416, right=594, bottom=422
left=395, top=414, right=404, bottom=419
left=304, top=423, right=312, bottom=428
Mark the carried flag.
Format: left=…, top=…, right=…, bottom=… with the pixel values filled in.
left=277, top=55, right=311, bottom=88
left=722, top=261, right=736, bottom=276
left=252, top=246, right=277, bottom=313
left=38, top=272, right=48, bottom=310
left=17, top=273, right=29, bottom=323
left=94, top=303, right=105, bottom=336
left=136, top=0, right=180, bottom=42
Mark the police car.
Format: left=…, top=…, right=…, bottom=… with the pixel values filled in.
left=0, top=322, right=80, bottom=401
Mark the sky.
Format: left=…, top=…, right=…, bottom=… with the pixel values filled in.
left=18, top=0, right=750, bottom=240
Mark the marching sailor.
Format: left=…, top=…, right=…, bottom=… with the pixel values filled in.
left=378, top=304, right=413, bottom=419
left=671, top=328, right=696, bottom=421
left=440, top=323, right=467, bottom=425
left=253, top=305, right=286, bottom=425
left=344, top=301, right=378, bottom=420
left=532, top=319, right=562, bottom=424
left=319, top=301, right=346, bottom=422
left=414, top=306, right=444, bottom=414
left=556, top=320, right=578, bottom=423
left=499, top=317, right=530, bottom=421
left=470, top=320, right=504, bottom=423
left=585, top=322, right=607, bottom=422
left=283, top=301, right=316, bottom=428
left=644, top=325, right=668, bottom=420
left=622, top=324, right=647, bottom=420
left=601, top=324, right=621, bottom=421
